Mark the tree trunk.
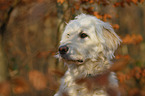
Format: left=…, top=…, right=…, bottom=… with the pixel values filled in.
left=0, top=35, right=8, bottom=82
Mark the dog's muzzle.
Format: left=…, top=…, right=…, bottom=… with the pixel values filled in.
left=58, top=45, right=84, bottom=64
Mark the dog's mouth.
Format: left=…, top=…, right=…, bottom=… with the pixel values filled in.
left=61, top=56, right=84, bottom=64
left=72, top=59, right=84, bottom=64
left=76, top=59, right=84, bottom=63
left=63, top=58, right=84, bottom=64
left=67, top=59, right=84, bottom=64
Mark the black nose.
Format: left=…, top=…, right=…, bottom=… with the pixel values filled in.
left=59, top=45, right=69, bottom=54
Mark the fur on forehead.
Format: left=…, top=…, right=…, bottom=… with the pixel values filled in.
left=62, top=13, right=121, bottom=59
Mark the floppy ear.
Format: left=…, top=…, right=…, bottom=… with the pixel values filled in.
left=95, top=21, right=121, bottom=59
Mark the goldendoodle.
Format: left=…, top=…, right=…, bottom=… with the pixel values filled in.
left=55, top=14, right=121, bottom=96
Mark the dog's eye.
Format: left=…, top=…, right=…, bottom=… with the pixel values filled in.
left=79, top=33, right=88, bottom=38
left=67, top=34, right=70, bottom=38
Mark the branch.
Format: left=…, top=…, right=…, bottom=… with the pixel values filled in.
left=0, top=0, right=21, bottom=37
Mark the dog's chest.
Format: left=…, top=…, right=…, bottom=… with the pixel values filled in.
left=62, top=70, right=107, bottom=96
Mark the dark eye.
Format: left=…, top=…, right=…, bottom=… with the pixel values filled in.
left=67, top=34, right=70, bottom=38
left=79, top=33, right=88, bottom=38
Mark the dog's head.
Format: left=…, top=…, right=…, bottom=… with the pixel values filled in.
left=58, top=14, right=121, bottom=64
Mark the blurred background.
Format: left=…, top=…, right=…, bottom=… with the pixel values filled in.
left=0, top=0, right=145, bottom=96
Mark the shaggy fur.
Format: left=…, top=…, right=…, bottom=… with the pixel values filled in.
left=54, top=14, right=121, bottom=96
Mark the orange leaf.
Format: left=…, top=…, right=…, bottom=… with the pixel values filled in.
left=112, top=24, right=120, bottom=29
left=57, top=0, right=65, bottom=4
left=113, top=2, right=120, bottom=7
left=117, top=72, right=127, bottom=83
left=0, top=81, right=11, bottom=96
left=74, top=3, right=80, bottom=10
left=131, top=0, right=138, bottom=4
left=94, top=12, right=102, bottom=19
left=122, top=34, right=143, bottom=44
left=29, top=70, right=47, bottom=90
left=12, top=77, right=30, bottom=94
left=111, top=55, right=130, bottom=72
left=89, top=0, right=94, bottom=3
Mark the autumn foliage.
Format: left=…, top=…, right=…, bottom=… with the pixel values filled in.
left=0, top=77, right=30, bottom=96
left=122, top=34, right=143, bottom=45
left=0, top=0, right=144, bottom=96
left=29, top=70, right=47, bottom=90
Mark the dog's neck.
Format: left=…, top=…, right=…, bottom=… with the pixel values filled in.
left=67, top=59, right=112, bottom=79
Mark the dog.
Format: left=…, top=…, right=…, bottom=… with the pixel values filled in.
left=54, top=14, right=121, bottom=96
